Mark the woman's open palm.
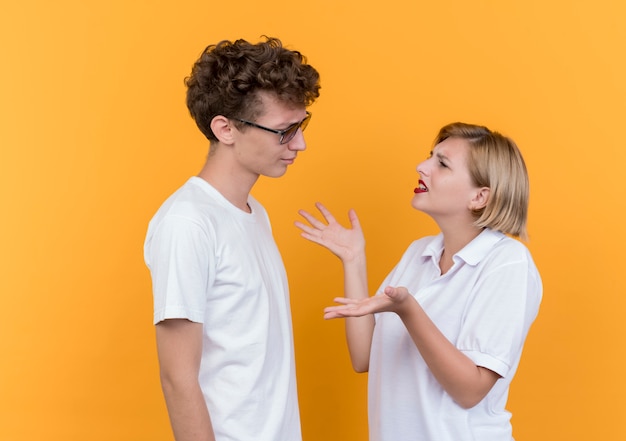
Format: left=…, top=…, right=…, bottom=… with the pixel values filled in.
left=323, top=286, right=413, bottom=319
left=295, top=202, right=365, bottom=262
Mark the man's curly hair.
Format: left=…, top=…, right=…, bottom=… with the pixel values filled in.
left=185, top=36, right=321, bottom=142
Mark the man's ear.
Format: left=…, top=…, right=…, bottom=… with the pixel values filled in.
left=470, top=187, right=490, bottom=210
left=210, top=115, right=235, bottom=145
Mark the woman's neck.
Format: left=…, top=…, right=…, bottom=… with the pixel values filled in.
left=438, top=223, right=484, bottom=275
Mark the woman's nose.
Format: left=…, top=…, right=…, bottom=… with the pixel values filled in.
left=416, top=159, right=428, bottom=176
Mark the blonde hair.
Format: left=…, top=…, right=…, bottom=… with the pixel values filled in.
left=435, top=122, right=530, bottom=239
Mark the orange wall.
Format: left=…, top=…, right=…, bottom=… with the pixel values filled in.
left=1, top=1, right=625, bottom=440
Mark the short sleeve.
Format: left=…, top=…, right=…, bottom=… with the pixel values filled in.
left=145, top=215, right=214, bottom=324
left=458, top=258, right=541, bottom=378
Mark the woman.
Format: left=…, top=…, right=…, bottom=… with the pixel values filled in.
left=296, top=122, right=542, bottom=441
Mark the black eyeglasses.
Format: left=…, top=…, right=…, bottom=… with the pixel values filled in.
left=233, top=111, right=312, bottom=145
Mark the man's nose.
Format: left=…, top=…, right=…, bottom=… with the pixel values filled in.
left=287, top=129, right=306, bottom=151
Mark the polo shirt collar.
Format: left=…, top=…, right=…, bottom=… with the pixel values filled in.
left=422, top=229, right=506, bottom=266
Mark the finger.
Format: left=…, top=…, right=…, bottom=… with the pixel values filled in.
left=383, top=286, right=393, bottom=294
left=327, top=297, right=359, bottom=306
left=396, top=286, right=409, bottom=295
left=323, top=307, right=353, bottom=319
left=297, top=209, right=328, bottom=230
left=323, top=305, right=349, bottom=314
left=297, top=209, right=313, bottom=219
left=323, top=298, right=361, bottom=313
left=347, top=208, right=361, bottom=230
left=315, top=202, right=339, bottom=225
left=323, top=306, right=364, bottom=319
left=383, top=286, right=397, bottom=298
left=298, top=230, right=326, bottom=247
left=294, top=220, right=317, bottom=235
left=323, top=311, right=345, bottom=320
left=384, top=286, right=409, bottom=299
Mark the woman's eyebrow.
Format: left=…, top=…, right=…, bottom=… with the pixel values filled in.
left=435, top=151, right=449, bottom=162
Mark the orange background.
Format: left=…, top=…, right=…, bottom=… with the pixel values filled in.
left=1, top=1, right=625, bottom=440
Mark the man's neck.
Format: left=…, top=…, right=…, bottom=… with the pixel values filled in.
left=197, top=158, right=258, bottom=213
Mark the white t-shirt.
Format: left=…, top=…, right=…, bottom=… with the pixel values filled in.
left=144, top=177, right=301, bottom=441
left=368, top=229, right=542, bottom=441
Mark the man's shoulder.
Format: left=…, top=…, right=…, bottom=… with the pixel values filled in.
left=155, top=178, right=222, bottom=219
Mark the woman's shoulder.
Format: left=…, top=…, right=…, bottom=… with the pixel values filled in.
left=405, top=234, right=443, bottom=256
left=491, top=231, right=533, bottom=258
left=484, top=232, right=540, bottom=281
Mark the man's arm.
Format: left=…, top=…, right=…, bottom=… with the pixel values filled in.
left=156, top=319, right=215, bottom=441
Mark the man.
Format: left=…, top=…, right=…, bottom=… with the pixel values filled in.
left=144, top=37, right=320, bottom=441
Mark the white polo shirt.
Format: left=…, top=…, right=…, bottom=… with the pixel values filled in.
left=368, top=229, right=542, bottom=441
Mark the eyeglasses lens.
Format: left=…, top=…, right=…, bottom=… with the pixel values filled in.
left=281, top=114, right=311, bottom=144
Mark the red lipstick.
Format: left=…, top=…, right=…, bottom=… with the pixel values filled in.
left=414, top=180, right=428, bottom=194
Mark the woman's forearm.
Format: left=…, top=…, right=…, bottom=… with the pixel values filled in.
left=342, top=255, right=375, bottom=372
left=395, top=296, right=499, bottom=408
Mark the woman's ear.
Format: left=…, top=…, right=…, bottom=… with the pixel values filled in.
left=470, top=187, right=491, bottom=210
left=210, top=115, right=235, bottom=145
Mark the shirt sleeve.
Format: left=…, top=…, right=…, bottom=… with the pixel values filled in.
left=457, top=257, right=540, bottom=378
left=146, top=214, right=214, bottom=324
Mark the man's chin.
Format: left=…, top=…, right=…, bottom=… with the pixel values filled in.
left=264, top=167, right=289, bottom=179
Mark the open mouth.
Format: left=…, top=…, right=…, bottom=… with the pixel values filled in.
left=414, top=180, right=428, bottom=194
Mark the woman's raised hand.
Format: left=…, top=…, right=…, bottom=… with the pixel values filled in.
left=295, top=202, right=365, bottom=262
